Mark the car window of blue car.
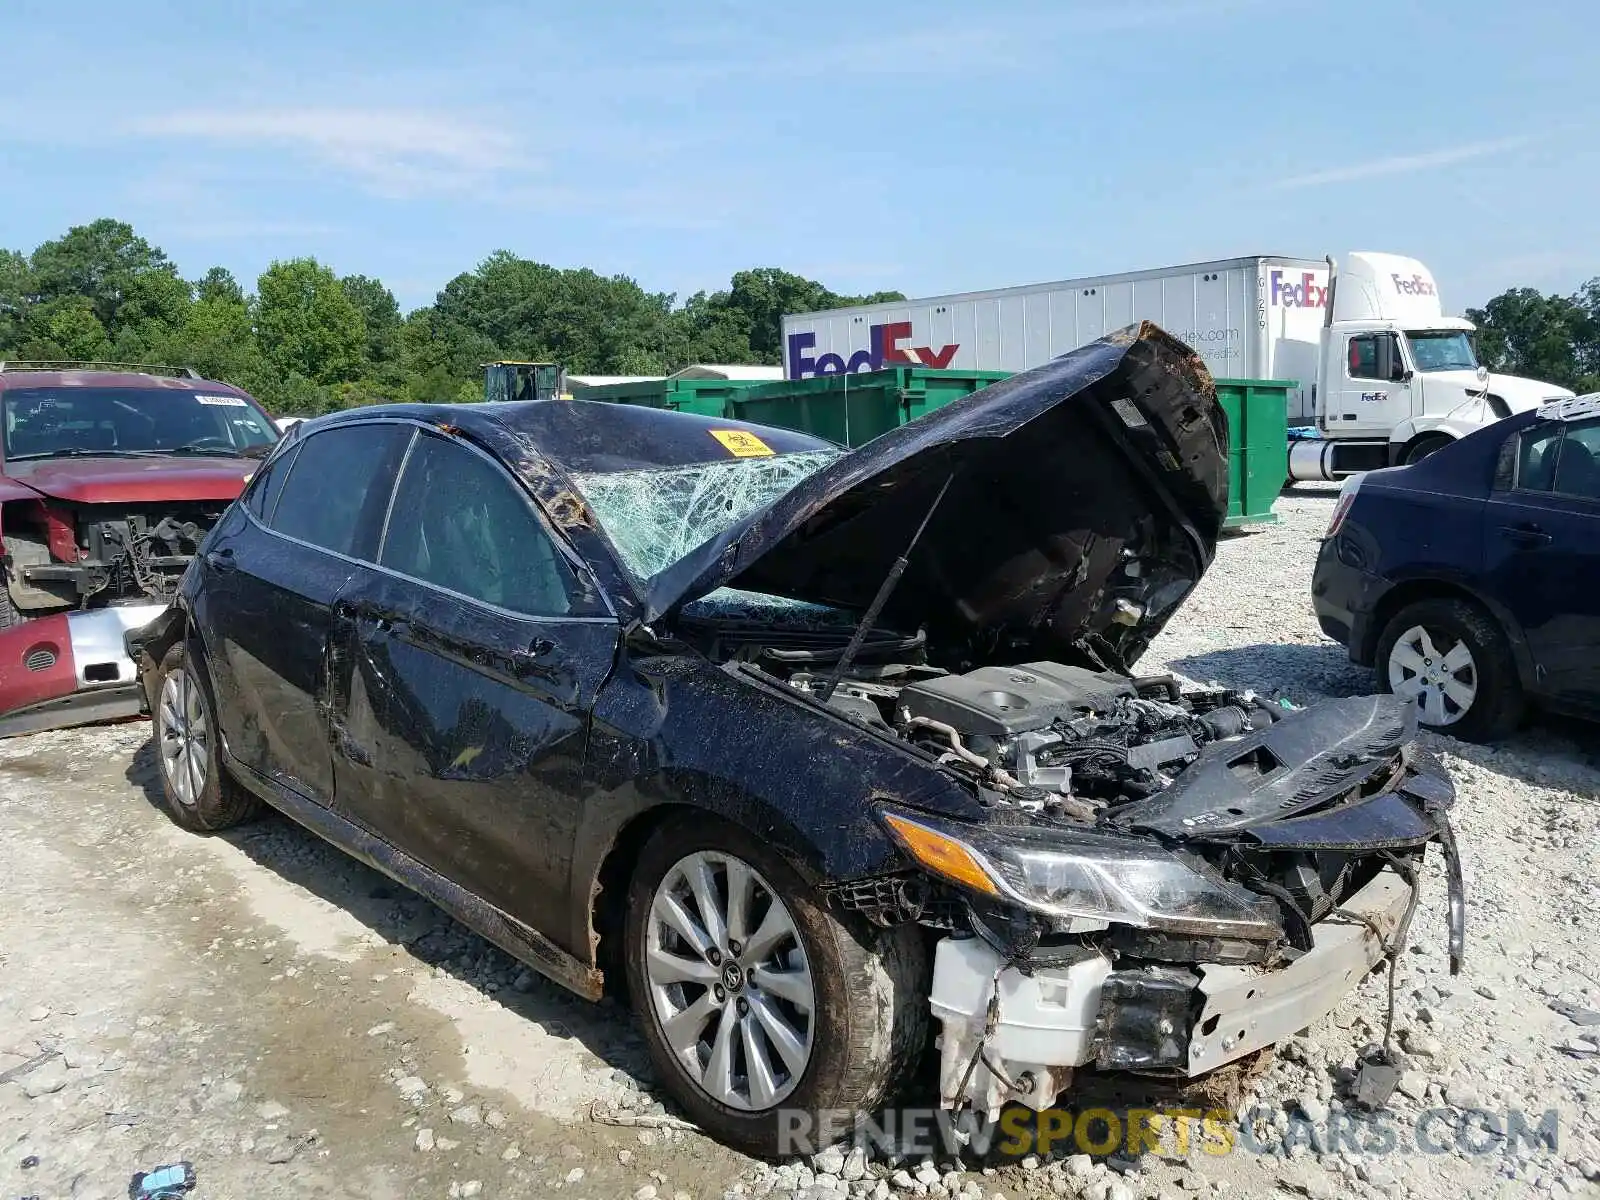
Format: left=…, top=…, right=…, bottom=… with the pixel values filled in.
left=1552, top=419, right=1600, bottom=501
left=272, top=425, right=410, bottom=557
left=379, top=431, right=579, bottom=617
left=1514, top=423, right=1566, bottom=493
left=1510, top=418, right=1600, bottom=502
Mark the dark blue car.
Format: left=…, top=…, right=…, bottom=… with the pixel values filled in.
left=1313, top=394, right=1600, bottom=741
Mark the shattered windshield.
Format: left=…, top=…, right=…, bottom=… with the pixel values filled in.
left=571, top=448, right=843, bottom=580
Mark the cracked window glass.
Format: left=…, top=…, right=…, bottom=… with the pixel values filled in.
left=570, top=449, right=843, bottom=581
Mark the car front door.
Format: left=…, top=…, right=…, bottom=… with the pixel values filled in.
left=195, top=423, right=410, bottom=803
left=329, top=428, right=618, bottom=941
left=1482, top=415, right=1600, bottom=708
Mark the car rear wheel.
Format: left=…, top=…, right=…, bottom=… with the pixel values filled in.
left=153, top=640, right=263, bottom=831
left=623, top=815, right=928, bottom=1157
left=1376, top=598, right=1523, bottom=742
left=1402, top=434, right=1452, bottom=465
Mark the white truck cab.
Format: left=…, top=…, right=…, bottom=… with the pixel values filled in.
left=1289, top=251, right=1572, bottom=481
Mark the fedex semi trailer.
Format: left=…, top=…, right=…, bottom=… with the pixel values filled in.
left=781, top=251, right=1572, bottom=480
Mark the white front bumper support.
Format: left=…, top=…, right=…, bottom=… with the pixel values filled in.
left=930, top=868, right=1416, bottom=1114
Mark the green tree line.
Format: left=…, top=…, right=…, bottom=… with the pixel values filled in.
left=1, top=219, right=1595, bottom=413
left=1466, top=284, right=1600, bottom=393
left=0, top=219, right=903, bottom=415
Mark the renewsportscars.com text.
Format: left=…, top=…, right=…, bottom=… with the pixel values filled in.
left=775, top=1105, right=1562, bottom=1161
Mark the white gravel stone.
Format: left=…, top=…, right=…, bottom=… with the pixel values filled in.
left=813, top=1146, right=846, bottom=1176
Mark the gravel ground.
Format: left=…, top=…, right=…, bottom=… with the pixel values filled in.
left=2, top=487, right=1597, bottom=1200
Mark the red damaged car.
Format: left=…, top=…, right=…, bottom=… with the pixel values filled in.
left=0, top=363, right=279, bottom=736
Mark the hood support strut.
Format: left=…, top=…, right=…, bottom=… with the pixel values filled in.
left=817, top=471, right=957, bottom=704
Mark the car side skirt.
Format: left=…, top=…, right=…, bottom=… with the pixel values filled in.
left=224, top=749, right=605, bottom=1002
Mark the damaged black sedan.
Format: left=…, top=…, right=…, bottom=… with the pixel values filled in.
left=129, top=324, right=1464, bottom=1155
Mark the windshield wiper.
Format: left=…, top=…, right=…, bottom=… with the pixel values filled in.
left=4, top=448, right=155, bottom=462
left=163, top=446, right=250, bottom=458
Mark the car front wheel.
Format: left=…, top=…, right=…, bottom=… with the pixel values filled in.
left=624, top=815, right=928, bottom=1156
left=153, top=640, right=263, bottom=832
left=1376, top=597, right=1523, bottom=741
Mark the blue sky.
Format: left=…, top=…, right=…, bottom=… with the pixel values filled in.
left=4, top=0, right=1597, bottom=313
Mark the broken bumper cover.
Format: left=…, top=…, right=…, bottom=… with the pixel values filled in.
left=0, top=602, right=167, bottom=738
left=931, top=866, right=1417, bottom=1114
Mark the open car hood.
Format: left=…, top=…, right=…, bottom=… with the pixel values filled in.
left=644, top=323, right=1229, bottom=670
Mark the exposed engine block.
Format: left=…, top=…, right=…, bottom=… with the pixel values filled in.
left=892, top=662, right=1278, bottom=808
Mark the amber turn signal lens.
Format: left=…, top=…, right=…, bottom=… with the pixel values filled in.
left=883, top=813, right=1000, bottom=897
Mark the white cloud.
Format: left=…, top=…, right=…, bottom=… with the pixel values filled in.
left=130, top=108, right=524, bottom=197
left=1271, top=137, right=1533, bottom=190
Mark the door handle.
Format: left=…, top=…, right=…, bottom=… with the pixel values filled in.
left=333, top=598, right=404, bottom=629
left=508, top=639, right=556, bottom=676
left=204, top=547, right=236, bottom=573
left=1499, top=523, right=1552, bottom=547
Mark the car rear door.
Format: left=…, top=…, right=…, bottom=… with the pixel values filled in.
left=328, top=428, right=618, bottom=941
left=196, top=423, right=410, bottom=803
left=1482, top=415, right=1600, bottom=707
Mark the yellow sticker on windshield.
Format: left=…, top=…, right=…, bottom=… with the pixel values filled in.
left=709, top=429, right=775, bottom=458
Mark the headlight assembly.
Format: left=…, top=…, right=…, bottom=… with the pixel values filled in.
left=882, top=810, right=1281, bottom=940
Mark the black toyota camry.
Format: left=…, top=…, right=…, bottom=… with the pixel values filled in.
left=128, top=324, right=1463, bottom=1154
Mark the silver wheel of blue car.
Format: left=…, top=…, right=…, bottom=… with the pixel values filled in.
left=158, top=666, right=209, bottom=809
left=644, top=850, right=816, bottom=1111
left=1387, top=623, right=1477, bottom=728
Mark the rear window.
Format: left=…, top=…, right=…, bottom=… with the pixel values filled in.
left=1, top=386, right=278, bottom=459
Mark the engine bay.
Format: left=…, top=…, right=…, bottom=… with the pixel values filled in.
left=790, top=662, right=1296, bottom=819
left=4, top=502, right=224, bottom=613
left=677, top=588, right=1297, bottom=821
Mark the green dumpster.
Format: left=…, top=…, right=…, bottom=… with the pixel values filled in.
left=1213, top=379, right=1291, bottom=529
left=572, top=375, right=768, bottom=418
left=728, top=367, right=1011, bottom=446
left=727, top=367, right=1290, bottom=530
left=582, top=365, right=1289, bottom=529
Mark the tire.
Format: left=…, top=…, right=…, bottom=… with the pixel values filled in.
left=1402, top=434, right=1452, bottom=466
left=152, top=639, right=263, bottom=831
left=0, top=585, right=19, bottom=631
left=623, top=814, right=928, bottom=1157
left=1375, top=597, right=1523, bottom=742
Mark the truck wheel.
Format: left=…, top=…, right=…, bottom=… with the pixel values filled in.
left=623, top=814, right=928, bottom=1157
left=152, top=640, right=263, bottom=831
left=1402, top=435, right=1452, bottom=465
left=1376, top=598, right=1523, bottom=742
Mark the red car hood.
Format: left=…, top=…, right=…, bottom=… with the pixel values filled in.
left=2, top=456, right=256, bottom=504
